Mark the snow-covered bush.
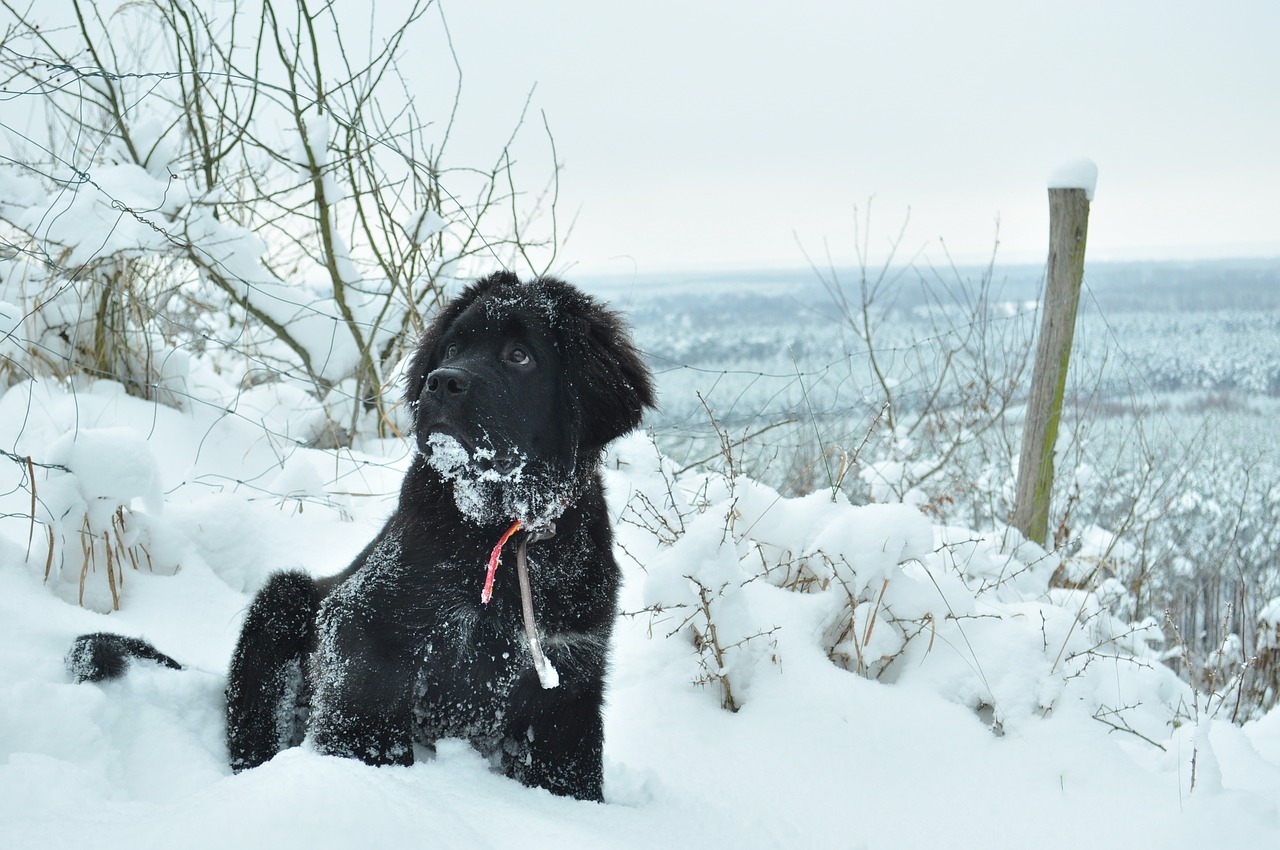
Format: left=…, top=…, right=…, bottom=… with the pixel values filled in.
left=611, top=432, right=1188, bottom=741
left=1252, top=598, right=1280, bottom=713
left=628, top=231, right=1280, bottom=723
left=34, top=427, right=180, bottom=612
left=0, top=0, right=558, bottom=444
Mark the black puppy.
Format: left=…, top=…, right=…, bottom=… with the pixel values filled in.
left=70, top=272, right=655, bottom=801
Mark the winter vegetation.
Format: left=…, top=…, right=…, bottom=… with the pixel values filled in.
left=1, top=1, right=1279, bottom=847
left=614, top=254, right=1280, bottom=705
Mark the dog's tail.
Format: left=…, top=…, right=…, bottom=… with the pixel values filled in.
left=66, top=633, right=184, bottom=683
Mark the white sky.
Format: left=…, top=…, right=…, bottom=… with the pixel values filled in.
left=417, top=0, right=1278, bottom=275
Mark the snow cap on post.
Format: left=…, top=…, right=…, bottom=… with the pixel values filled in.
left=1046, top=157, right=1098, bottom=201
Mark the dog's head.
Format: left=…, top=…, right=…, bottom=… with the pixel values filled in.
left=404, top=272, right=655, bottom=526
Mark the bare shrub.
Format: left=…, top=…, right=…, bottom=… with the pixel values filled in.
left=0, top=0, right=558, bottom=442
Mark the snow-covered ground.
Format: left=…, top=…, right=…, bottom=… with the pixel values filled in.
left=1, top=378, right=1278, bottom=849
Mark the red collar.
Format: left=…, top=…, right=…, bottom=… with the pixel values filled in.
left=481, top=520, right=524, bottom=604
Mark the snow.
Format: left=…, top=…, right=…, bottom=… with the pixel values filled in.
left=404, top=207, right=447, bottom=244
left=1048, top=156, right=1099, bottom=201
left=1261, top=597, right=1280, bottom=626
left=45, top=426, right=164, bottom=517
left=1, top=382, right=1278, bottom=848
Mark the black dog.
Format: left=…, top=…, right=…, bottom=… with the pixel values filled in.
left=69, top=272, right=655, bottom=801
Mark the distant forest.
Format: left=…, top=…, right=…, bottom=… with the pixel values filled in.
left=591, top=259, right=1280, bottom=323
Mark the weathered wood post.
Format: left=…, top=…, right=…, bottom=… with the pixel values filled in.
left=1012, top=160, right=1096, bottom=546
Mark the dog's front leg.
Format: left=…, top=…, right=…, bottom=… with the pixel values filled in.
left=500, top=653, right=607, bottom=801
left=308, top=591, right=415, bottom=767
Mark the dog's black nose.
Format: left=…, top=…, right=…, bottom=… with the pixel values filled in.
left=426, top=367, right=470, bottom=397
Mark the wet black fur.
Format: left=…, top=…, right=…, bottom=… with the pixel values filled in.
left=71, top=272, right=655, bottom=802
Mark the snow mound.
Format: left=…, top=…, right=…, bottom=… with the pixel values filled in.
left=46, top=427, right=164, bottom=519
left=36, top=427, right=180, bottom=611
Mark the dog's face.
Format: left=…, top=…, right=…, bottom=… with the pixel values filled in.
left=417, top=294, right=571, bottom=478
left=405, top=272, right=655, bottom=527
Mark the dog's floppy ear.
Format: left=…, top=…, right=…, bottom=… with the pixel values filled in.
left=551, top=280, right=656, bottom=451
left=404, top=271, right=521, bottom=424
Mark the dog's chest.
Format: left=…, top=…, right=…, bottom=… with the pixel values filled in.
left=408, top=600, right=531, bottom=747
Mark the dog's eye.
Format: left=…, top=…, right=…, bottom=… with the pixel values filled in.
left=507, top=345, right=533, bottom=367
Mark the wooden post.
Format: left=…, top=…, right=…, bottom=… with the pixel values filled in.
left=1013, top=186, right=1091, bottom=546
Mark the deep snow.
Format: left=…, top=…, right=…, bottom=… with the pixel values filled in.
left=0, top=378, right=1278, bottom=850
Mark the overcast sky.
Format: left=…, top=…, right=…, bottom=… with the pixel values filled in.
left=416, top=0, right=1279, bottom=276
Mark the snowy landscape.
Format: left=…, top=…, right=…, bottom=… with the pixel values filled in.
left=3, top=263, right=1280, bottom=848
left=3, top=1, right=1280, bottom=847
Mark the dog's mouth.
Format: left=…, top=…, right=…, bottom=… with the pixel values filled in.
left=474, top=453, right=521, bottom=475
left=423, top=425, right=471, bottom=454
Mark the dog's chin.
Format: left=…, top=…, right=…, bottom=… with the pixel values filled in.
left=426, top=437, right=570, bottom=527
left=484, top=474, right=573, bottom=530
